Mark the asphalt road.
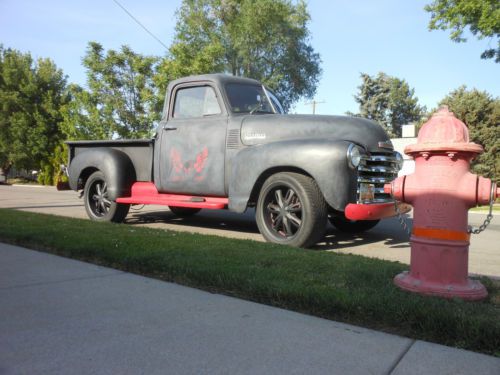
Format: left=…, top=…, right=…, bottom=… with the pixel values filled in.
left=1, top=184, right=499, bottom=277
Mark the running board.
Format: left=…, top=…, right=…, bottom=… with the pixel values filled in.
left=116, top=182, right=228, bottom=209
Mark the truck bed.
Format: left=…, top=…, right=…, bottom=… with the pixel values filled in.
left=66, top=139, right=154, bottom=182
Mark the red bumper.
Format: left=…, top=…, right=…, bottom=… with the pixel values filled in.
left=345, top=202, right=411, bottom=221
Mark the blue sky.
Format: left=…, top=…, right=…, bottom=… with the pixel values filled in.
left=1, top=0, right=498, bottom=115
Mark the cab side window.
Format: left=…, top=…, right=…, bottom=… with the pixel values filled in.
left=173, top=86, right=221, bottom=119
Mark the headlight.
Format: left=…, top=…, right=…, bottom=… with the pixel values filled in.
left=394, top=151, right=404, bottom=170
left=347, top=143, right=362, bottom=169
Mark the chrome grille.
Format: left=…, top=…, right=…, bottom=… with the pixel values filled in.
left=357, top=152, right=400, bottom=203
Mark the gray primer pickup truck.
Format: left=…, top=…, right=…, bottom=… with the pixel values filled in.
left=67, top=74, right=409, bottom=247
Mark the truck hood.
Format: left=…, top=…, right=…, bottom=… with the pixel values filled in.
left=240, top=114, right=393, bottom=152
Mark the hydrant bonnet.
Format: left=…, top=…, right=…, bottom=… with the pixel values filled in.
left=404, top=106, right=483, bottom=156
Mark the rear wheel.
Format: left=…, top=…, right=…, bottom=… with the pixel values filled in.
left=329, top=215, right=379, bottom=233
left=168, top=206, right=201, bottom=217
left=256, top=172, right=327, bottom=248
left=84, top=171, right=130, bottom=222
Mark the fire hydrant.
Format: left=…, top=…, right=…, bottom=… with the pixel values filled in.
left=386, top=107, right=499, bottom=300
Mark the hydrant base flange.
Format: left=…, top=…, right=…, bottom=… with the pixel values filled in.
left=394, top=272, right=487, bottom=301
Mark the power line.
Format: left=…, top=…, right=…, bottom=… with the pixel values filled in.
left=304, top=100, right=326, bottom=115
left=111, top=0, right=169, bottom=50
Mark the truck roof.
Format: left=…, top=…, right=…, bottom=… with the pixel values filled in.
left=167, top=73, right=262, bottom=90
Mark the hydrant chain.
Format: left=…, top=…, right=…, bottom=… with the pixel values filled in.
left=468, top=214, right=493, bottom=234
left=394, top=199, right=411, bottom=237
left=468, top=183, right=496, bottom=235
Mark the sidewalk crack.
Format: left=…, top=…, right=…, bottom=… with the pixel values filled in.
left=387, top=339, right=416, bottom=375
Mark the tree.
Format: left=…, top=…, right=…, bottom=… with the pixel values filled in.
left=0, top=46, right=68, bottom=182
left=351, top=72, right=425, bottom=137
left=437, top=86, right=499, bottom=183
left=159, top=0, right=321, bottom=111
left=425, top=0, right=500, bottom=62
left=63, top=42, right=162, bottom=140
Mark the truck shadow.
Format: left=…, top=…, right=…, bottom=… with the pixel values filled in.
left=126, top=207, right=260, bottom=235
left=315, top=216, right=413, bottom=250
left=126, top=207, right=412, bottom=251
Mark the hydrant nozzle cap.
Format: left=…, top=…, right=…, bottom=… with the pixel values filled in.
left=404, top=106, right=483, bottom=155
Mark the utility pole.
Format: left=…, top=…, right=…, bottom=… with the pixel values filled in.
left=304, top=100, right=326, bottom=114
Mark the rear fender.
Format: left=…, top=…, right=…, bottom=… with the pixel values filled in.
left=68, top=148, right=136, bottom=200
left=229, top=139, right=357, bottom=212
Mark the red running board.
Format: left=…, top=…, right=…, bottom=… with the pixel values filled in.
left=116, top=182, right=228, bottom=209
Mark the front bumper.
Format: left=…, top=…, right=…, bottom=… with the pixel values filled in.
left=345, top=201, right=411, bottom=221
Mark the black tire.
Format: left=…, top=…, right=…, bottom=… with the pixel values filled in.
left=255, top=172, right=327, bottom=248
left=168, top=206, right=201, bottom=217
left=84, top=171, right=130, bottom=223
left=329, top=215, right=379, bottom=233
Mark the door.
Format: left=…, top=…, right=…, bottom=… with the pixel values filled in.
left=158, top=83, right=227, bottom=196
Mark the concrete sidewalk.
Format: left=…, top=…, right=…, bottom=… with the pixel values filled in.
left=0, top=243, right=498, bottom=375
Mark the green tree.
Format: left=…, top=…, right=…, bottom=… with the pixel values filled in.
left=0, top=46, right=68, bottom=182
left=63, top=42, right=162, bottom=140
left=438, top=86, right=499, bottom=182
left=351, top=72, right=425, bottom=137
left=425, top=0, right=500, bottom=62
left=159, top=0, right=321, bottom=111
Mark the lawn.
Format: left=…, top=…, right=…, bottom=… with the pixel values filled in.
left=470, top=204, right=500, bottom=213
left=0, top=208, right=498, bottom=356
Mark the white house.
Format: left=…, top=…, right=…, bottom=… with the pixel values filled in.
left=391, top=124, right=417, bottom=176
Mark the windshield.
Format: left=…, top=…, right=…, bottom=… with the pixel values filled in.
left=225, top=83, right=284, bottom=114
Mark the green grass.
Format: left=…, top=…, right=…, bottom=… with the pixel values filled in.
left=0, top=208, right=499, bottom=356
left=470, top=204, right=500, bottom=212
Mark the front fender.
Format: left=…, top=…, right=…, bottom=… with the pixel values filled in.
left=229, top=139, right=357, bottom=212
left=68, top=148, right=136, bottom=200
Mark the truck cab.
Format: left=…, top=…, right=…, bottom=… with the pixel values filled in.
left=67, top=74, right=410, bottom=247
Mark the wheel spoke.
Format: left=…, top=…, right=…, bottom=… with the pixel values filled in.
left=100, top=201, right=108, bottom=212
left=275, top=189, right=284, bottom=208
left=287, top=202, right=301, bottom=213
left=272, top=213, right=283, bottom=230
left=267, top=203, right=280, bottom=213
left=284, top=189, right=295, bottom=205
left=283, top=217, right=293, bottom=236
left=287, top=213, right=302, bottom=227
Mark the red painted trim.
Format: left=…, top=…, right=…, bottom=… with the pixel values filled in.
left=116, top=182, right=228, bottom=209
left=345, top=202, right=411, bottom=221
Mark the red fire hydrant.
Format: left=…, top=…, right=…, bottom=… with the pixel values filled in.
left=386, top=107, right=499, bottom=300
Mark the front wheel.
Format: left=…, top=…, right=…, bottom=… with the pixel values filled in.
left=256, top=172, right=327, bottom=248
left=329, top=215, right=379, bottom=233
left=84, top=171, right=130, bottom=222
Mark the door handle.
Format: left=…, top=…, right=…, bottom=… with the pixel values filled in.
left=163, top=126, right=177, bottom=131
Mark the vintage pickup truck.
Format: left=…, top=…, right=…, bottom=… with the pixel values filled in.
left=67, top=74, right=409, bottom=247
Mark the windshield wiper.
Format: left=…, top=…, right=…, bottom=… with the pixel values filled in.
left=249, top=102, right=265, bottom=115
left=249, top=103, right=274, bottom=115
